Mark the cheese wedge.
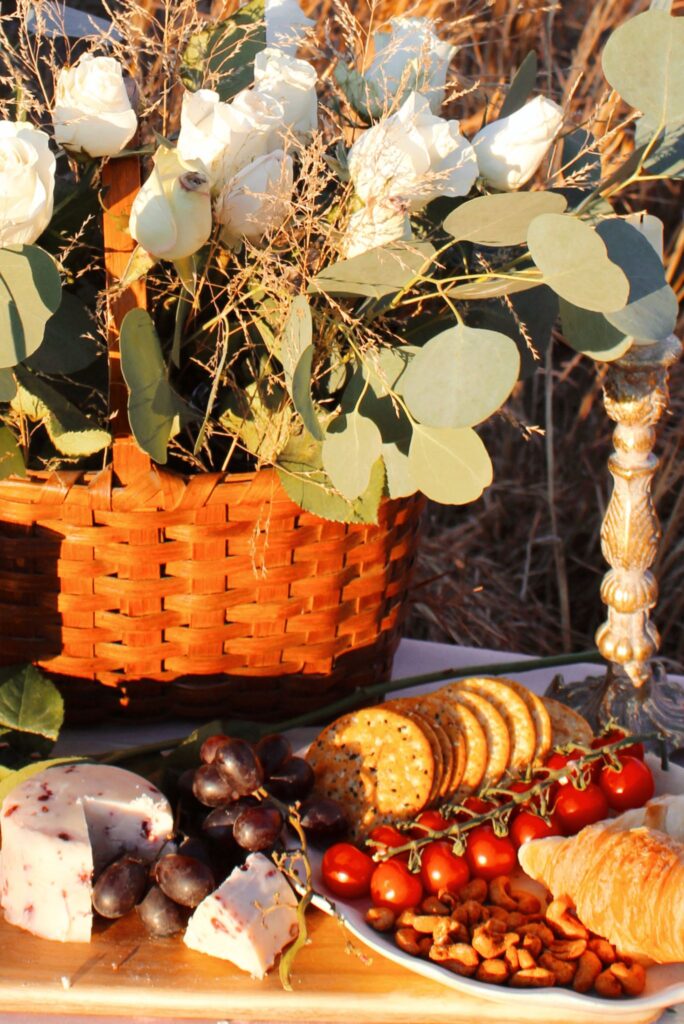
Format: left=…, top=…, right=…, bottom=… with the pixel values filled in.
left=0, top=763, right=173, bottom=942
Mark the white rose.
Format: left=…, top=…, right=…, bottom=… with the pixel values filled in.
left=264, top=0, right=314, bottom=56
left=253, top=48, right=317, bottom=134
left=341, top=200, right=411, bottom=258
left=52, top=54, right=137, bottom=158
left=129, top=147, right=212, bottom=261
left=472, top=95, right=563, bottom=191
left=177, top=87, right=284, bottom=191
left=216, top=150, right=294, bottom=249
left=366, top=17, right=455, bottom=114
left=0, top=122, right=55, bottom=247
left=348, top=92, right=478, bottom=212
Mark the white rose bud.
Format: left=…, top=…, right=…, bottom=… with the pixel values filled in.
left=216, top=150, right=294, bottom=250
left=129, top=147, right=212, bottom=261
left=0, top=121, right=56, bottom=246
left=264, top=0, right=315, bottom=56
left=341, top=200, right=411, bottom=258
left=177, top=87, right=284, bottom=191
left=472, top=95, right=563, bottom=191
left=253, top=48, right=317, bottom=135
left=52, top=54, right=137, bottom=158
left=366, top=17, right=455, bottom=114
left=348, top=92, right=478, bottom=212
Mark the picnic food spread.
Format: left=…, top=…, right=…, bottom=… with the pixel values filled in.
left=0, top=676, right=681, bottom=1005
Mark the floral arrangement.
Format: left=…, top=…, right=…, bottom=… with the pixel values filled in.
left=0, top=0, right=679, bottom=523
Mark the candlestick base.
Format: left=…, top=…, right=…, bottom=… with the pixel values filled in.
left=547, top=663, right=684, bottom=751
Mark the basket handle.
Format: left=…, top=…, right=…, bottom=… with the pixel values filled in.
left=101, top=155, right=152, bottom=484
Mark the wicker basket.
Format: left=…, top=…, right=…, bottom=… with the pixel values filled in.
left=0, top=159, right=424, bottom=723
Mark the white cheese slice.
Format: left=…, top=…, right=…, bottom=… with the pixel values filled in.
left=184, top=852, right=298, bottom=978
left=0, top=763, right=173, bottom=942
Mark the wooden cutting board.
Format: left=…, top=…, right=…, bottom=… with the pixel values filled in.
left=0, top=909, right=662, bottom=1024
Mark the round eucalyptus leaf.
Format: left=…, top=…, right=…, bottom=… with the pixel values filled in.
left=408, top=424, right=493, bottom=505
left=382, top=441, right=417, bottom=499
left=322, top=410, right=383, bottom=500
left=527, top=214, right=629, bottom=313
left=444, top=192, right=567, bottom=247
left=559, top=298, right=631, bottom=362
left=602, top=10, right=684, bottom=125
left=399, top=325, right=520, bottom=429
left=0, top=245, right=62, bottom=369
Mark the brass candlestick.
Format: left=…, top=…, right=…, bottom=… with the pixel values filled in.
left=549, top=332, right=684, bottom=748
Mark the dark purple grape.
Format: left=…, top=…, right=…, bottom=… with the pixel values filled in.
left=214, top=738, right=264, bottom=798
left=192, top=763, right=235, bottom=807
left=266, top=756, right=314, bottom=802
left=201, top=805, right=241, bottom=849
left=137, top=885, right=188, bottom=937
left=199, top=733, right=232, bottom=765
left=255, top=733, right=292, bottom=778
left=177, top=835, right=215, bottom=867
left=92, top=856, right=149, bottom=919
left=300, top=797, right=349, bottom=841
left=154, top=853, right=216, bottom=908
left=232, top=803, right=284, bottom=852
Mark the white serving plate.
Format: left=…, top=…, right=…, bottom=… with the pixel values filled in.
left=305, top=755, right=684, bottom=1019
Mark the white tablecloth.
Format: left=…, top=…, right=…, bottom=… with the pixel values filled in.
left=2, top=638, right=683, bottom=1024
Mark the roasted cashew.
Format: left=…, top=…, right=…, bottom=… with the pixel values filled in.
left=545, top=897, right=589, bottom=940
left=517, top=948, right=537, bottom=971
left=475, top=958, right=509, bottom=985
left=395, top=927, right=422, bottom=956
left=429, top=942, right=480, bottom=976
left=611, top=962, right=647, bottom=996
left=365, top=906, right=395, bottom=932
left=587, top=937, right=617, bottom=965
left=510, top=967, right=556, bottom=988
left=504, top=946, right=520, bottom=973
left=521, top=933, right=543, bottom=959
left=410, top=913, right=451, bottom=934
left=540, top=951, right=577, bottom=985
left=458, top=878, right=488, bottom=903
left=433, top=916, right=469, bottom=947
left=471, top=919, right=520, bottom=959
left=488, top=875, right=541, bottom=915
left=453, top=899, right=485, bottom=926
left=549, top=938, right=587, bottom=960
left=594, top=967, right=623, bottom=998
left=420, top=895, right=450, bottom=916
left=573, top=951, right=603, bottom=994
left=518, top=921, right=555, bottom=947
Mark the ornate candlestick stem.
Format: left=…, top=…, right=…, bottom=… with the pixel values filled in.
left=549, top=333, right=684, bottom=748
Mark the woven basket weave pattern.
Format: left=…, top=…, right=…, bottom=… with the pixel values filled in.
left=0, top=464, right=423, bottom=719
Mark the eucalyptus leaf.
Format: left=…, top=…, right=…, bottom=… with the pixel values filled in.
left=467, top=285, right=558, bottom=378
left=277, top=455, right=384, bottom=524
left=559, top=298, right=631, bottom=361
left=26, top=290, right=99, bottom=375
left=0, top=425, right=25, bottom=479
left=282, top=295, right=312, bottom=383
left=527, top=214, right=629, bottom=312
left=596, top=218, right=678, bottom=339
left=13, top=367, right=111, bottom=457
left=0, top=665, right=63, bottom=741
left=219, top=382, right=293, bottom=462
left=0, top=368, right=16, bottom=401
left=363, top=346, right=417, bottom=397
left=120, top=309, right=185, bottom=464
left=408, top=424, right=493, bottom=506
left=448, top=274, right=541, bottom=299
left=382, top=441, right=417, bottom=499
left=180, top=0, right=266, bottom=101
left=399, top=326, right=520, bottom=429
left=291, top=344, right=324, bottom=441
left=444, top=192, right=566, bottom=247
left=120, top=244, right=157, bottom=288
left=0, top=245, right=62, bottom=368
left=322, top=410, right=383, bottom=500
left=310, top=243, right=435, bottom=300
left=499, top=51, right=538, bottom=119
left=635, top=115, right=684, bottom=179
left=602, top=9, right=684, bottom=124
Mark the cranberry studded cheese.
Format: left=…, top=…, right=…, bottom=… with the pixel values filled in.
left=184, top=852, right=298, bottom=977
left=0, top=764, right=173, bottom=942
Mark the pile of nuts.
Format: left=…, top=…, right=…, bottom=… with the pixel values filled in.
left=364, top=875, right=646, bottom=997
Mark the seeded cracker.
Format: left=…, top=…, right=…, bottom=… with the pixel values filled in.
left=438, top=686, right=510, bottom=788
left=456, top=676, right=537, bottom=771
left=437, top=697, right=487, bottom=798
left=306, top=708, right=435, bottom=839
left=542, top=696, right=593, bottom=748
left=384, top=702, right=445, bottom=805
left=394, top=694, right=462, bottom=799
left=504, top=678, right=553, bottom=763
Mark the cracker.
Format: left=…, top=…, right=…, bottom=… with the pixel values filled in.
left=306, top=707, right=435, bottom=838
left=457, top=676, right=537, bottom=772
left=438, top=685, right=510, bottom=788
left=542, top=696, right=593, bottom=749
left=394, top=695, right=457, bottom=799
left=385, top=700, right=445, bottom=805
left=439, top=698, right=488, bottom=798
left=503, top=678, right=553, bottom=763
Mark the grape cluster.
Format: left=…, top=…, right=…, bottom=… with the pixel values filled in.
left=89, top=731, right=348, bottom=939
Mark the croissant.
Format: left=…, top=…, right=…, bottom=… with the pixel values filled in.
left=518, top=804, right=684, bottom=964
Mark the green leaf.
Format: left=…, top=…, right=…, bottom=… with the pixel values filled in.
left=602, top=9, right=684, bottom=124
left=399, top=326, right=520, bottom=429
left=322, top=410, right=383, bottom=500
left=0, top=245, right=62, bottom=369
left=0, top=368, right=16, bottom=401
left=12, top=367, right=111, bottom=457
left=120, top=245, right=157, bottom=288
left=596, top=218, right=678, bottom=340
left=291, top=344, right=324, bottom=441
left=0, top=665, right=63, bottom=741
left=382, top=441, right=417, bottom=499
left=499, top=51, right=538, bottom=119
left=282, top=295, right=312, bottom=383
left=559, top=298, right=631, bottom=362
left=0, top=425, right=25, bottom=479
left=527, top=214, right=629, bottom=313
left=408, top=424, right=493, bottom=506
left=219, top=381, right=293, bottom=462
left=635, top=115, right=684, bottom=178
left=0, top=756, right=86, bottom=806
left=277, top=453, right=385, bottom=524
left=448, top=274, right=541, bottom=299
left=120, top=309, right=185, bottom=464
left=25, top=290, right=99, bottom=375
left=180, top=0, right=266, bottom=102
left=466, top=285, right=558, bottom=379
left=363, top=346, right=417, bottom=398
left=309, top=243, right=436, bottom=300
left=444, top=192, right=566, bottom=247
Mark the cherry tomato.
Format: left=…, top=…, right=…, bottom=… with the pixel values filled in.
left=366, top=825, right=409, bottom=863
left=454, top=796, right=498, bottom=822
left=420, top=840, right=470, bottom=895
left=370, top=859, right=424, bottom=912
left=553, top=782, right=609, bottom=834
left=321, top=843, right=374, bottom=899
left=591, top=729, right=645, bottom=763
left=464, top=825, right=517, bottom=880
left=410, top=809, right=451, bottom=838
left=545, top=749, right=585, bottom=783
left=510, top=809, right=563, bottom=849
left=599, top=756, right=654, bottom=812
